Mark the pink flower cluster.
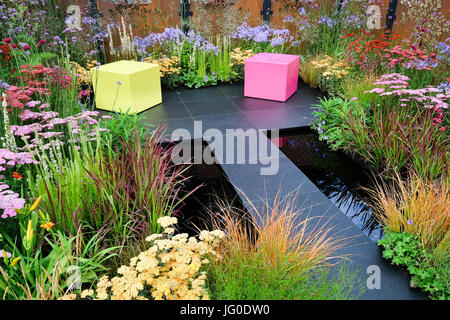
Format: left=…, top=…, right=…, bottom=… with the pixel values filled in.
left=365, top=73, right=449, bottom=128
left=2, top=85, right=50, bottom=109
left=0, top=249, right=12, bottom=258
left=2, top=64, right=74, bottom=110
left=384, top=44, right=438, bottom=70
left=0, top=149, right=38, bottom=172
left=0, top=149, right=34, bottom=219
left=10, top=110, right=106, bottom=151
left=0, top=181, right=25, bottom=218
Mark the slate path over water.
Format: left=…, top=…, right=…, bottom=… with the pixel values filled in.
left=112, top=81, right=427, bottom=300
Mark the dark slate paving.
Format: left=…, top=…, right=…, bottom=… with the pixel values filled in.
left=176, top=85, right=227, bottom=102
left=184, top=97, right=240, bottom=117
left=242, top=106, right=310, bottom=130
left=105, top=80, right=426, bottom=300
left=217, top=82, right=245, bottom=98
left=192, top=112, right=255, bottom=133
left=162, top=89, right=183, bottom=103
left=157, top=117, right=201, bottom=141
left=142, top=101, right=191, bottom=120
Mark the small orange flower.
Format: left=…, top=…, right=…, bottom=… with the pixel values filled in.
left=40, top=221, right=54, bottom=231
left=12, top=172, right=23, bottom=179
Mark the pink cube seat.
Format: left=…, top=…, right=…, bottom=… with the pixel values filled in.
left=244, top=53, right=299, bottom=102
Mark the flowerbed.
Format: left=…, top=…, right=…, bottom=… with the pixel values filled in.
left=0, top=0, right=449, bottom=301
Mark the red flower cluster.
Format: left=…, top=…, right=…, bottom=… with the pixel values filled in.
left=342, top=29, right=399, bottom=72
left=2, top=64, right=74, bottom=109
left=47, top=66, right=73, bottom=89
left=37, top=39, right=47, bottom=47
left=1, top=37, right=48, bottom=66
left=12, top=172, right=23, bottom=180
left=383, top=43, right=438, bottom=70
left=0, top=43, right=11, bottom=64
left=2, top=65, right=52, bottom=109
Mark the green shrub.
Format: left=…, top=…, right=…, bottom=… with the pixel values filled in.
left=311, top=97, right=367, bottom=150
left=1, top=224, right=116, bottom=300
left=99, top=111, right=150, bottom=151
left=378, top=232, right=450, bottom=300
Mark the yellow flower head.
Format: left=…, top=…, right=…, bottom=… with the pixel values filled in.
left=25, top=220, right=33, bottom=241
left=11, top=257, right=20, bottom=267
left=29, top=196, right=42, bottom=212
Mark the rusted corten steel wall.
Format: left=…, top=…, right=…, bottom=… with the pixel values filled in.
left=58, top=0, right=449, bottom=40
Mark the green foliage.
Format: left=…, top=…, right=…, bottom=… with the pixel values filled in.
left=0, top=230, right=116, bottom=300
left=208, top=258, right=363, bottom=300
left=26, top=129, right=110, bottom=237
left=25, top=51, right=58, bottom=66
left=342, top=103, right=448, bottom=179
left=378, top=232, right=450, bottom=300
left=181, top=71, right=217, bottom=88
left=379, top=232, right=424, bottom=266
left=311, top=97, right=367, bottom=150
left=99, top=111, right=150, bottom=150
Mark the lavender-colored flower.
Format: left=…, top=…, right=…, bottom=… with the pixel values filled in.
left=437, top=81, right=450, bottom=93
left=282, top=15, right=294, bottom=23
left=0, top=249, right=12, bottom=259
left=0, top=79, right=10, bottom=89
left=407, top=219, right=412, bottom=225
left=318, top=16, right=336, bottom=27
left=270, top=37, right=284, bottom=47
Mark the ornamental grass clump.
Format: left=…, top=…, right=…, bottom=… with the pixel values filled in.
left=61, top=216, right=224, bottom=300
left=207, top=193, right=360, bottom=300
left=214, top=193, right=348, bottom=272
left=84, top=128, right=195, bottom=244
left=342, top=73, right=449, bottom=179
left=367, top=173, right=449, bottom=250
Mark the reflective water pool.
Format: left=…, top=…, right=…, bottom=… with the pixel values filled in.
left=270, top=128, right=383, bottom=242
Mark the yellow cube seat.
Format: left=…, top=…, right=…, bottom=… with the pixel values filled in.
left=91, top=60, right=162, bottom=114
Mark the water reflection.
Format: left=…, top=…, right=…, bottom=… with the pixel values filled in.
left=271, top=128, right=383, bottom=242
left=174, top=142, right=249, bottom=236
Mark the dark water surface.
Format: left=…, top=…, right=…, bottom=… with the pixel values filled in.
left=270, top=128, right=383, bottom=242
left=173, top=141, right=249, bottom=236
